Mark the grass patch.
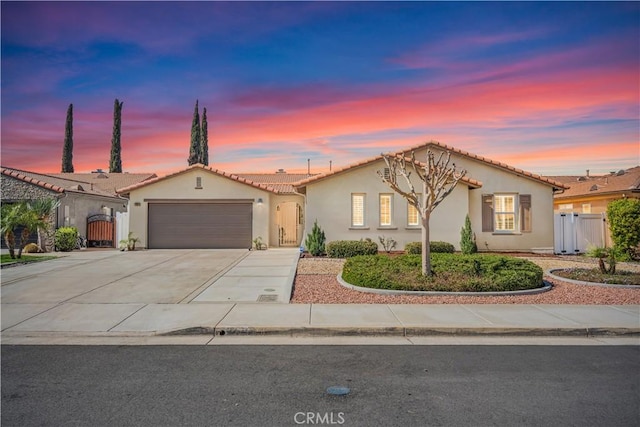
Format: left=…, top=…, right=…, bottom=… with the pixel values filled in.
left=553, top=268, right=640, bottom=286
left=342, top=253, right=544, bottom=292
left=1, top=254, right=58, bottom=266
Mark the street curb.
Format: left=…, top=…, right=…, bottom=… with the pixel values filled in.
left=165, top=326, right=640, bottom=338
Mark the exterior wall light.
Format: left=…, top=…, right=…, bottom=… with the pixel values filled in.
left=257, top=198, right=264, bottom=205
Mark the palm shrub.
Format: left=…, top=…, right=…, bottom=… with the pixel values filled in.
left=304, top=220, right=326, bottom=256
left=28, top=198, right=60, bottom=252
left=55, top=227, right=78, bottom=252
left=607, top=198, right=640, bottom=260
left=460, top=214, right=478, bottom=254
left=1, top=204, right=21, bottom=259
left=586, top=246, right=616, bottom=274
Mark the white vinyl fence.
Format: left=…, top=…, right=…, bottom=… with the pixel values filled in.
left=553, top=213, right=608, bottom=255
left=116, top=211, right=129, bottom=249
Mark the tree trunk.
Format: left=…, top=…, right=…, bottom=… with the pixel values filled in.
left=422, top=212, right=431, bottom=276
left=4, top=231, right=16, bottom=259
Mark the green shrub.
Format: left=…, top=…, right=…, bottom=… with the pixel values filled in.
left=304, top=220, right=326, bottom=256
left=404, top=241, right=455, bottom=254
left=54, top=227, right=78, bottom=252
left=326, top=239, right=379, bottom=258
left=342, top=253, right=543, bottom=292
left=607, top=198, right=640, bottom=260
left=460, top=214, right=478, bottom=254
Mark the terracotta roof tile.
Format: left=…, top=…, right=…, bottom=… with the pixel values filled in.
left=553, top=166, right=640, bottom=199
left=116, top=164, right=282, bottom=194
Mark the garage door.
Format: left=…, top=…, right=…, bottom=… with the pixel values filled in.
left=148, top=202, right=252, bottom=249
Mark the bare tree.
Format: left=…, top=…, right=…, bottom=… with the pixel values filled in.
left=378, top=150, right=466, bottom=276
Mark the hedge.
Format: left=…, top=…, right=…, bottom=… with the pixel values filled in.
left=405, top=241, right=455, bottom=254
left=326, top=240, right=379, bottom=258
left=341, top=253, right=543, bottom=292
left=54, top=227, right=78, bottom=252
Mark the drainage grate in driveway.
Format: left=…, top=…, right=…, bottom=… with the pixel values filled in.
left=257, top=294, right=279, bottom=302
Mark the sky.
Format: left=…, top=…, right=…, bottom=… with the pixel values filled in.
left=1, top=1, right=639, bottom=177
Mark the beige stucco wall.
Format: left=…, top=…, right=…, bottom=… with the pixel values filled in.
left=412, top=146, right=557, bottom=251
left=127, top=168, right=272, bottom=249
left=303, top=160, right=470, bottom=251
left=303, top=148, right=558, bottom=252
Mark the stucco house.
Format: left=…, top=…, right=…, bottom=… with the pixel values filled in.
left=117, top=141, right=568, bottom=252
left=1, top=167, right=155, bottom=248
left=550, top=166, right=640, bottom=214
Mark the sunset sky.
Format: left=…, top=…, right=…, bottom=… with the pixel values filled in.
left=2, top=1, right=638, bottom=176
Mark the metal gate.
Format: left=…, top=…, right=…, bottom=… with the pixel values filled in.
left=554, top=213, right=607, bottom=254
left=87, top=214, right=115, bottom=248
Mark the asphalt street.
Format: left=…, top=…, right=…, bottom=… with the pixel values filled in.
left=2, top=345, right=638, bottom=426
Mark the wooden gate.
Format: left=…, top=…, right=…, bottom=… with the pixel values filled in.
left=87, top=214, right=115, bottom=248
left=276, top=202, right=300, bottom=246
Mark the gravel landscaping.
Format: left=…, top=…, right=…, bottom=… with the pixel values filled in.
left=291, top=255, right=640, bottom=304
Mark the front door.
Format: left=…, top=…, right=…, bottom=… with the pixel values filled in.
left=276, top=202, right=300, bottom=246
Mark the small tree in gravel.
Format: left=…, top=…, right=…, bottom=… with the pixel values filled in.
left=305, top=220, right=326, bottom=256
left=460, top=214, right=478, bottom=254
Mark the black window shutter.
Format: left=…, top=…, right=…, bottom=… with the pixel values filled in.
left=482, top=194, right=494, bottom=232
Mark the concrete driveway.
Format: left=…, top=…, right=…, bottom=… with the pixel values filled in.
left=1, top=248, right=299, bottom=305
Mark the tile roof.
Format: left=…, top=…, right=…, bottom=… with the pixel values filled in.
left=402, top=141, right=569, bottom=190
left=1, top=167, right=120, bottom=198
left=48, top=172, right=157, bottom=195
left=116, top=164, right=284, bottom=194
left=235, top=173, right=316, bottom=194
left=294, top=152, right=483, bottom=189
left=553, top=166, right=640, bottom=199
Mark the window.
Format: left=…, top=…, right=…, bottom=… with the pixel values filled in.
left=494, top=194, right=516, bottom=231
left=351, top=194, right=365, bottom=227
left=379, top=194, right=393, bottom=226
left=482, top=194, right=532, bottom=233
left=558, top=203, right=573, bottom=211
left=195, top=176, right=203, bottom=189
left=582, top=204, right=591, bottom=214
left=407, top=201, right=420, bottom=227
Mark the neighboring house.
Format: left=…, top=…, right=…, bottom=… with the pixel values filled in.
left=1, top=167, right=155, bottom=248
left=117, top=141, right=568, bottom=252
left=117, top=166, right=308, bottom=249
left=549, top=166, right=640, bottom=214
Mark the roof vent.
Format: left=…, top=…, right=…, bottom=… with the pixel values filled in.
left=577, top=176, right=586, bottom=181
left=276, top=169, right=286, bottom=174
left=92, top=168, right=105, bottom=174
left=589, top=184, right=598, bottom=191
left=616, top=170, right=625, bottom=176
left=70, top=184, right=84, bottom=191
left=96, top=173, right=108, bottom=179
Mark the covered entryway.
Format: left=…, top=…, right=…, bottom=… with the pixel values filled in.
left=148, top=201, right=252, bottom=249
left=276, top=202, right=301, bottom=246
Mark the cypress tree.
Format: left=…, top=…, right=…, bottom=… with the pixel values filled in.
left=61, top=103, right=74, bottom=173
left=109, top=98, right=124, bottom=173
left=200, top=107, right=209, bottom=165
left=188, top=100, right=201, bottom=165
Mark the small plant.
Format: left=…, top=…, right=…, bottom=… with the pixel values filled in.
left=252, top=236, right=266, bottom=250
left=54, top=227, right=78, bottom=252
left=378, top=235, right=397, bottom=254
left=586, top=246, right=616, bottom=275
left=119, top=232, right=140, bottom=251
left=304, top=220, right=326, bottom=256
left=460, top=215, right=478, bottom=255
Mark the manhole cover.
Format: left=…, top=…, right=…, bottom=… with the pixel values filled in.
left=326, top=386, right=350, bottom=396
left=257, top=294, right=278, bottom=302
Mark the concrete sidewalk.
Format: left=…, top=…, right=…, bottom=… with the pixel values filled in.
left=2, top=303, right=638, bottom=343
